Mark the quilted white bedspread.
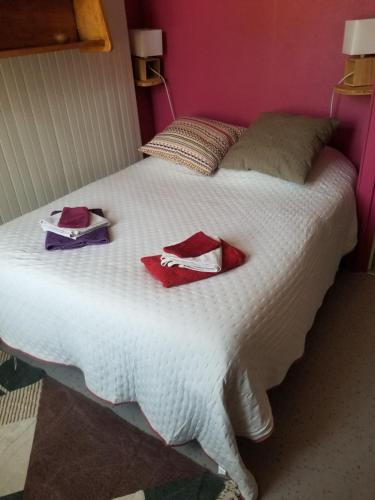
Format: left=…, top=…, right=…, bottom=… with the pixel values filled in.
left=0, top=147, right=357, bottom=499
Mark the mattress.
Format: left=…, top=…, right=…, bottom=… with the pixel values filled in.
left=0, top=147, right=357, bottom=499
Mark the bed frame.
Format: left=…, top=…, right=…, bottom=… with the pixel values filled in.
left=355, top=82, right=375, bottom=271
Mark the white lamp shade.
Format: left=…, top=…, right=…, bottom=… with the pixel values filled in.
left=129, top=29, right=163, bottom=58
left=343, top=18, right=375, bottom=55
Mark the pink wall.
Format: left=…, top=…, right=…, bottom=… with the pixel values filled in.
left=139, top=0, right=375, bottom=167
left=124, top=0, right=155, bottom=143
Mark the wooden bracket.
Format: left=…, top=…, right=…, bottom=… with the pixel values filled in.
left=344, top=56, right=375, bottom=87
left=73, top=0, right=112, bottom=52
left=132, top=57, right=162, bottom=87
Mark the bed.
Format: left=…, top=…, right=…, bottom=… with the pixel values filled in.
left=0, top=146, right=357, bottom=499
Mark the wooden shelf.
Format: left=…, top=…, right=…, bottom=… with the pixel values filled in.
left=0, top=39, right=105, bottom=59
left=334, top=83, right=373, bottom=96
left=135, top=77, right=162, bottom=87
left=0, top=0, right=111, bottom=59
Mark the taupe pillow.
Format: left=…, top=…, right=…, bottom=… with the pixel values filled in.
left=220, top=113, right=338, bottom=184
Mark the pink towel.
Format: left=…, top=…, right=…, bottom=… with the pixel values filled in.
left=58, top=207, right=90, bottom=228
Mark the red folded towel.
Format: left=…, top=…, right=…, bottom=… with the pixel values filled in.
left=58, top=206, right=90, bottom=228
left=163, top=231, right=220, bottom=257
left=141, top=239, right=246, bottom=288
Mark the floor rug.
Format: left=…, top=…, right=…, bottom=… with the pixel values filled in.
left=0, top=350, right=240, bottom=499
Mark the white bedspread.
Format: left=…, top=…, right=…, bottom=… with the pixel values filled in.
left=0, top=147, right=357, bottom=499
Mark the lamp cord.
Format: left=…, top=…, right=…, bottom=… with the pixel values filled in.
left=149, top=66, right=176, bottom=121
left=329, top=72, right=354, bottom=118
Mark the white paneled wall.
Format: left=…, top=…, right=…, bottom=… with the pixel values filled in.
left=0, top=0, right=141, bottom=224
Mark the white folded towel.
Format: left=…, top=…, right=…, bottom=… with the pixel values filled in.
left=160, top=246, right=222, bottom=273
left=39, top=212, right=110, bottom=240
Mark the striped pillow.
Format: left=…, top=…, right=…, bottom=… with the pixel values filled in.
left=139, top=117, right=245, bottom=175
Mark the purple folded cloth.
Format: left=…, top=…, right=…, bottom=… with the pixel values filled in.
left=45, top=208, right=110, bottom=251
